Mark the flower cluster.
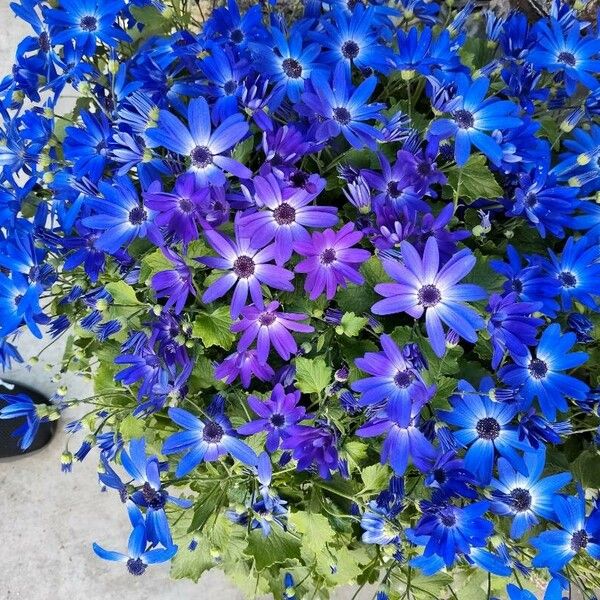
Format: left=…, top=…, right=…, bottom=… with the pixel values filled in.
left=2, top=0, right=600, bottom=598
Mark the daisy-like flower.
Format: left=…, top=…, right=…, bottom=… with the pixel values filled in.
left=143, top=173, right=209, bottom=246
left=527, top=18, right=600, bottom=96
left=531, top=490, right=600, bottom=572
left=372, top=237, right=486, bottom=357
left=162, top=407, right=258, bottom=477
left=214, top=349, right=275, bottom=388
left=237, top=383, right=307, bottom=452
left=301, top=63, right=384, bottom=150
left=499, top=323, right=589, bottom=422
left=151, top=248, right=196, bottom=315
left=428, top=76, right=522, bottom=166
left=438, top=379, right=533, bottom=485
left=491, top=447, right=571, bottom=539
left=231, top=301, right=314, bottom=364
left=553, top=124, right=600, bottom=192
left=542, top=236, right=600, bottom=311
left=197, top=224, right=294, bottom=318
left=146, top=96, right=251, bottom=186
left=352, top=334, right=435, bottom=421
left=239, top=173, right=337, bottom=265
left=293, top=223, right=370, bottom=301
left=82, top=176, right=161, bottom=254
left=252, top=28, right=325, bottom=103
left=486, top=293, right=542, bottom=370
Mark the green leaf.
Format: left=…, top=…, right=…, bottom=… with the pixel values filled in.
left=337, top=256, right=389, bottom=314
left=337, top=312, right=368, bottom=337
left=192, top=306, right=235, bottom=350
left=446, top=154, right=503, bottom=203
left=170, top=534, right=215, bottom=582
left=244, top=527, right=301, bottom=571
left=361, top=463, right=391, bottom=493
left=189, top=355, right=217, bottom=390
left=289, top=511, right=336, bottom=556
left=232, top=135, right=255, bottom=164
left=105, top=281, right=142, bottom=306
left=140, top=249, right=173, bottom=284
left=295, top=356, right=332, bottom=395
left=572, top=449, right=600, bottom=488
left=119, top=415, right=145, bottom=441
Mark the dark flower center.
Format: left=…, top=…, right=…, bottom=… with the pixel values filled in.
left=433, top=468, right=446, bottom=484
left=223, top=79, right=237, bottom=95
left=476, top=417, right=501, bottom=440
left=178, top=197, right=194, bottom=213
left=80, top=15, right=98, bottom=32
left=509, top=487, right=532, bottom=512
left=341, top=40, right=360, bottom=60
left=416, top=161, right=432, bottom=176
left=191, top=145, right=213, bottom=168
left=258, top=311, right=277, bottom=326
left=528, top=358, right=548, bottom=380
left=141, top=482, right=167, bottom=510
left=282, top=58, right=303, bottom=79
left=440, top=511, right=456, bottom=527
left=333, top=107, right=352, bottom=125
left=394, top=369, right=414, bottom=389
left=454, top=109, right=474, bottom=129
left=273, top=202, right=296, bottom=225
left=230, top=29, right=244, bottom=44
left=290, top=170, right=309, bottom=188
left=511, top=278, right=524, bottom=294
left=126, top=558, right=147, bottom=576
left=320, top=248, right=337, bottom=265
left=203, top=420, right=224, bottom=443
left=233, top=255, right=255, bottom=278
left=270, top=413, right=285, bottom=427
left=387, top=180, right=402, bottom=198
left=38, top=31, right=50, bottom=52
left=128, top=206, right=148, bottom=225
left=571, top=529, right=589, bottom=552
left=524, top=192, right=537, bottom=208
left=558, top=51, right=576, bottom=66
left=558, top=271, right=577, bottom=288
left=417, top=284, right=442, bottom=307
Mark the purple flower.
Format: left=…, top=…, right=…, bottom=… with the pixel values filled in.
left=294, top=223, right=370, bottom=300
left=486, top=292, right=542, bottom=369
left=214, top=349, right=274, bottom=388
left=231, top=300, right=314, bottom=364
left=239, top=174, right=337, bottom=265
left=352, top=334, right=435, bottom=420
left=373, top=237, right=486, bottom=357
left=237, top=383, right=307, bottom=452
left=197, top=224, right=294, bottom=317
left=162, top=408, right=258, bottom=476
left=143, top=173, right=209, bottom=246
left=146, top=96, right=251, bottom=186
left=356, top=398, right=436, bottom=475
left=282, top=423, right=340, bottom=479
left=151, top=248, right=196, bottom=314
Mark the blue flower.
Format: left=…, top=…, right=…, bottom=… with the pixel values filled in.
left=553, top=124, right=600, bottom=193
left=252, top=28, right=324, bottom=103
left=486, top=292, right=542, bottom=369
left=352, top=334, right=435, bottom=420
left=531, top=491, right=600, bottom=572
left=373, top=237, right=486, bottom=357
left=93, top=515, right=177, bottom=575
left=491, top=447, right=571, bottom=538
left=411, top=500, right=494, bottom=568
left=423, top=451, right=478, bottom=500
left=542, top=236, right=600, bottom=311
left=428, top=76, right=522, bottom=165
left=500, top=324, right=589, bottom=422
left=0, top=392, right=52, bottom=450
left=312, top=5, right=394, bottom=75
left=162, top=407, right=258, bottom=477
left=527, top=18, right=600, bottom=96
left=147, top=96, right=251, bottom=186
left=301, top=63, right=384, bottom=149
left=82, top=176, right=161, bottom=254
left=438, top=379, right=532, bottom=485
left=0, top=272, right=45, bottom=338
left=45, top=0, right=131, bottom=56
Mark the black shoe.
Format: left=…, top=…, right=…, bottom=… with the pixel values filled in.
left=0, top=380, right=58, bottom=458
